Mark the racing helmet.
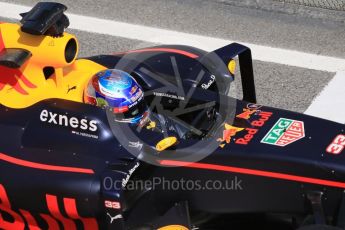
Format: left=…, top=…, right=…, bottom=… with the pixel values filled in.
left=84, top=69, right=147, bottom=123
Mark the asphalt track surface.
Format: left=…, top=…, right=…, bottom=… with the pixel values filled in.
left=0, top=1, right=343, bottom=114
left=2, top=0, right=343, bottom=115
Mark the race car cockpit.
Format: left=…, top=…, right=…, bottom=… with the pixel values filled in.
left=83, top=68, right=220, bottom=154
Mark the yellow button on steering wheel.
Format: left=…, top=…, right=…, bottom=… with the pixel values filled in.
left=156, top=137, right=178, bottom=151
left=158, top=225, right=189, bottom=230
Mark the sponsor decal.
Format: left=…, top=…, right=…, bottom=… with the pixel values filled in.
left=236, top=104, right=264, bottom=120
left=236, top=109, right=257, bottom=120
left=130, top=85, right=138, bottom=95
left=218, top=111, right=273, bottom=147
left=40, top=110, right=99, bottom=139
left=129, top=141, right=143, bottom=150
left=67, top=85, right=77, bottom=94
left=153, top=92, right=185, bottom=100
left=246, top=103, right=262, bottom=110
left=40, top=110, right=98, bottom=132
left=249, top=111, right=272, bottom=127
left=71, top=130, right=99, bottom=139
left=130, top=89, right=143, bottom=103
left=107, top=213, right=123, bottom=224
left=122, top=162, right=140, bottom=188
left=201, top=75, right=216, bottom=89
left=104, top=200, right=121, bottom=210
left=326, top=134, right=345, bottom=155
left=235, top=111, right=272, bottom=145
left=0, top=184, right=98, bottom=229
left=128, top=95, right=143, bottom=109
left=217, top=124, right=244, bottom=148
left=261, top=118, right=305, bottom=147
left=235, top=128, right=259, bottom=145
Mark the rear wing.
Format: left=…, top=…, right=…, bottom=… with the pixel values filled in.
left=203, top=43, right=257, bottom=103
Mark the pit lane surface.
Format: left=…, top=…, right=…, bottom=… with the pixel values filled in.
left=1, top=0, right=344, bottom=119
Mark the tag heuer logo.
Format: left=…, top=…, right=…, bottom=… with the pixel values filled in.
left=261, top=118, right=305, bottom=147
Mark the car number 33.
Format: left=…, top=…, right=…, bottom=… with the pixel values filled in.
left=326, top=134, right=345, bottom=155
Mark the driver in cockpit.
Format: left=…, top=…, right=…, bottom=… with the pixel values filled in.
left=83, top=69, right=190, bottom=151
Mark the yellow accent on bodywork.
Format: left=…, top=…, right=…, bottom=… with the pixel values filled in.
left=1, top=23, right=78, bottom=68
left=228, top=59, right=236, bottom=75
left=0, top=23, right=106, bottom=108
left=0, top=59, right=106, bottom=108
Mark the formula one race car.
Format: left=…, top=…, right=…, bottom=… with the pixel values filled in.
left=1, top=2, right=345, bottom=230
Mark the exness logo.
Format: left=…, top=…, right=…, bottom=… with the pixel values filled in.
left=40, top=109, right=98, bottom=132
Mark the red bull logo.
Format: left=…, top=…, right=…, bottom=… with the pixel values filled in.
left=235, top=111, right=273, bottom=145
left=236, top=104, right=263, bottom=120
left=0, top=28, right=36, bottom=95
left=0, top=183, right=98, bottom=229
left=236, top=108, right=257, bottom=120
left=217, top=124, right=244, bottom=148
left=130, top=85, right=138, bottom=95
left=0, top=66, right=36, bottom=95
left=0, top=26, right=34, bottom=95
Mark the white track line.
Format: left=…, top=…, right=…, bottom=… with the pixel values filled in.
left=305, top=71, right=345, bottom=123
left=0, top=1, right=345, bottom=72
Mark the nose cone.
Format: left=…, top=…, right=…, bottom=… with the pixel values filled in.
left=222, top=101, right=344, bottom=160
